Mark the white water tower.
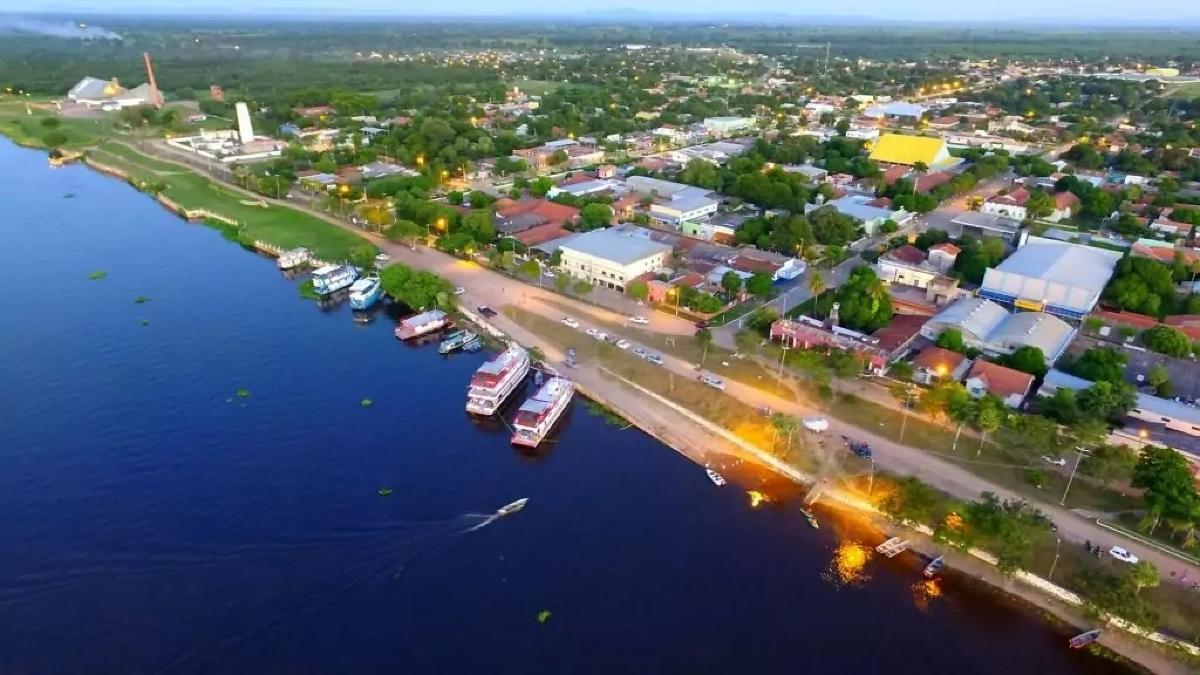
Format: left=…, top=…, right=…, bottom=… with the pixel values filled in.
left=235, top=101, right=254, bottom=144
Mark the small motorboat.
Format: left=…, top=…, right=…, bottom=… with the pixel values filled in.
left=496, top=497, right=529, bottom=517
left=801, top=507, right=819, bottom=529
left=439, top=330, right=478, bottom=354
left=706, top=468, right=727, bottom=486
left=1069, top=629, right=1101, bottom=649
left=923, top=555, right=945, bottom=578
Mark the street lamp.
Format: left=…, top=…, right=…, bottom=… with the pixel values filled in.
left=1060, top=446, right=1085, bottom=507
left=1048, top=537, right=1062, bottom=581
left=899, top=385, right=914, bottom=444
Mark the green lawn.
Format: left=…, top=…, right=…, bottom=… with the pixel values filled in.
left=85, top=142, right=371, bottom=261
left=0, top=100, right=118, bottom=150
left=1167, top=82, right=1200, bottom=99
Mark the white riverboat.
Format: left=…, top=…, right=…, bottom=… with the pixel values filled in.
left=310, top=264, right=357, bottom=295
left=510, top=376, right=574, bottom=448
left=465, top=345, right=530, bottom=416
left=277, top=247, right=310, bottom=270
left=394, top=309, right=449, bottom=340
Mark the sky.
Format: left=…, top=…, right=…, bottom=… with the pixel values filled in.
left=4, top=0, right=1200, bottom=23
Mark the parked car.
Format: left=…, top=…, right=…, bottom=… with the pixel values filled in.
left=585, top=328, right=599, bottom=338
left=1109, top=546, right=1139, bottom=564
left=1042, top=455, right=1067, bottom=467
left=561, top=316, right=580, bottom=328
left=594, top=331, right=609, bottom=341
left=616, top=339, right=632, bottom=350
left=453, top=286, right=465, bottom=295
left=476, top=305, right=496, bottom=317
left=802, top=416, right=829, bottom=433
left=632, top=347, right=648, bottom=358
left=699, top=374, right=725, bottom=390
left=603, top=334, right=619, bottom=344
left=646, top=353, right=664, bottom=365
left=628, top=315, right=649, bottom=325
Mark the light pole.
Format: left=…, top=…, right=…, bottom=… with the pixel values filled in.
left=867, top=456, right=876, bottom=498
left=777, top=344, right=790, bottom=381
left=1060, top=446, right=1085, bottom=507
left=899, top=385, right=913, bottom=444
left=1048, top=537, right=1061, bottom=581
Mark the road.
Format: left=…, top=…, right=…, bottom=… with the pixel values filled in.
left=130, top=139, right=1198, bottom=583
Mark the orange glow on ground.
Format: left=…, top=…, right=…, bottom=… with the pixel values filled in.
left=746, top=490, right=769, bottom=508
left=825, top=541, right=871, bottom=587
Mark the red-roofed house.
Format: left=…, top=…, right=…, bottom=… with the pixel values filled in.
left=769, top=319, right=888, bottom=373
left=1049, top=191, right=1080, bottom=222
left=982, top=188, right=1031, bottom=220
left=871, top=314, right=928, bottom=360
left=964, top=360, right=1034, bottom=408
left=882, top=164, right=910, bottom=186
left=494, top=198, right=579, bottom=236
left=927, top=116, right=960, bottom=130
left=1162, top=315, right=1200, bottom=341
left=915, top=171, right=953, bottom=193
left=912, top=346, right=971, bottom=385
left=928, top=242, right=960, bottom=271
left=1130, top=240, right=1200, bottom=266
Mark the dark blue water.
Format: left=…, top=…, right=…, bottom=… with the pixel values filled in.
left=0, top=138, right=1132, bottom=675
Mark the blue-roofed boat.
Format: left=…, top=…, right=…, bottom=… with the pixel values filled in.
left=348, top=277, right=382, bottom=310
left=311, top=264, right=358, bottom=295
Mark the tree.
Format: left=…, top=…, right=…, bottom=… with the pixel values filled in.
left=1073, top=569, right=1158, bottom=630
left=735, top=328, right=760, bottom=354
left=770, top=413, right=801, bottom=454
left=1025, top=190, right=1056, bottom=219
left=746, top=272, right=774, bottom=299
left=549, top=149, right=569, bottom=167
left=960, top=492, right=1051, bottom=573
left=835, top=117, right=851, bottom=137
left=1077, top=380, right=1137, bottom=421
left=888, top=360, right=914, bottom=381
left=530, top=177, right=554, bottom=197
left=626, top=279, right=649, bottom=301
left=807, top=270, right=826, bottom=301
left=1000, top=346, right=1047, bottom=377
left=936, top=328, right=968, bottom=354
left=578, top=203, right=613, bottom=230
left=1132, top=446, right=1200, bottom=533
left=973, top=395, right=1005, bottom=455
left=880, top=477, right=943, bottom=525
left=554, top=273, right=570, bottom=293
left=1129, top=561, right=1160, bottom=596
left=387, top=219, right=422, bottom=247
left=720, top=271, right=743, bottom=298
left=824, top=266, right=892, bottom=332
left=695, top=327, right=714, bottom=349
left=572, top=280, right=592, bottom=296
left=1147, top=363, right=1173, bottom=397
left=517, top=259, right=540, bottom=279
left=1066, top=347, right=1126, bottom=383
left=680, top=158, right=719, bottom=189
left=1144, top=325, right=1193, bottom=357
left=746, top=307, right=780, bottom=335
left=1081, top=444, right=1139, bottom=487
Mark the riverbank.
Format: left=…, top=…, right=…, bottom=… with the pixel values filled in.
left=11, top=130, right=1195, bottom=673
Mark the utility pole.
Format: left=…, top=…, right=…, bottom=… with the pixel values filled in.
left=899, top=386, right=913, bottom=444
left=1048, top=537, right=1061, bottom=581
left=824, top=42, right=831, bottom=77
left=1060, top=447, right=1085, bottom=506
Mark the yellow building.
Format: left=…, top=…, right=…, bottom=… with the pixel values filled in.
left=868, top=134, right=952, bottom=168
left=1145, top=67, right=1180, bottom=77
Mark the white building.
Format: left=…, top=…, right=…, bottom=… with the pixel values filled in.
left=235, top=101, right=254, bottom=144
left=624, top=175, right=719, bottom=225
left=980, top=234, right=1122, bottom=320
left=702, top=116, right=755, bottom=136
left=920, top=297, right=1075, bottom=361
left=558, top=229, right=673, bottom=292
left=66, top=76, right=155, bottom=110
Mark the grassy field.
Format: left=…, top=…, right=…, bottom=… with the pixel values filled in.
left=0, top=99, right=119, bottom=150
left=85, top=142, right=371, bottom=261
left=1167, top=82, right=1200, bottom=99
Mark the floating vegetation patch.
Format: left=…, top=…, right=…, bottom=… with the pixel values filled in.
left=87, top=270, right=107, bottom=280
left=377, top=487, right=394, bottom=497
left=133, top=295, right=152, bottom=304
left=63, top=192, right=75, bottom=199
left=298, top=279, right=321, bottom=300
left=361, top=398, right=374, bottom=408
left=582, top=399, right=629, bottom=428
left=537, top=610, right=552, bottom=624
left=235, top=388, right=251, bottom=399
left=140, top=319, right=150, bottom=326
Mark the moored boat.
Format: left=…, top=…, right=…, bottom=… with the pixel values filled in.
left=511, top=376, right=574, bottom=448
left=394, top=309, right=449, bottom=340
left=278, top=247, right=311, bottom=270
left=1069, top=629, right=1101, bottom=649
left=439, top=329, right=479, bottom=354
left=801, top=507, right=819, bottom=529
left=923, top=555, right=945, bottom=578
left=310, top=264, right=357, bottom=295
left=466, top=345, right=530, bottom=415
left=348, top=277, right=382, bottom=310
left=706, top=468, right=727, bottom=486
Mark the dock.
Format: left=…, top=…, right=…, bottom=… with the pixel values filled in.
left=876, top=537, right=910, bottom=558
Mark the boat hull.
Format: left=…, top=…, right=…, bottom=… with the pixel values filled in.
left=349, top=288, right=382, bottom=310
left=466, top=348, right=531, bottom=415
left=510, top=379, right=574, bottom=448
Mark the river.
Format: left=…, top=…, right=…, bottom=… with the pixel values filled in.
left=0, top=138, right=1135, bottom=674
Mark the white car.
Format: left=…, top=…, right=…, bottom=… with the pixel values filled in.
left=1042, top=455, right=1067, bottom=467
left=632, top=347, right=648, bottom=358
left=628, top=315, right=649, bottom=325
left=802, top=416, right=829, bottom=433
left=561, top=316, right=580, bottom=328
left=453, top=286, right=466, bottom=296
left=616, top=339, right=632, bottom=350
left=593, top=331, right=609, bottom=341
left=585, top=328, right=599, bottom=338
left=646, top=354, right=664, bottom=365
left=1109, top=546, right=1139, bottom=565
left=699, top=374, right=725, bottom=390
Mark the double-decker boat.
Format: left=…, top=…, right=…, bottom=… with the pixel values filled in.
left=394, top=309, right=449, bottom=340
left=510, top=377, right=574, bottom=448
left=278, top=247, right=310, bottom=270
left=465, top=345, right=530, bottom=415
left=310, top=264, right=357, bottom=295
left=348, top=277, right=382, bottom=310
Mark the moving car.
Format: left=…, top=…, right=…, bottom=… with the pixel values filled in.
left=628, top=315, right=649, bottom=325
left=561, top=316, right=580, bottom=328
left=699, top=374, right=725, bottom=390
left=1109, top=546, right=1138, bottom=564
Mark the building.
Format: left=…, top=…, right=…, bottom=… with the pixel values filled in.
left=868, top=134, right=953, bottom=169
left=876, top=245, right=951, bottom=289
left=557, top=229, right=672, bottom=292
left=235, top=101, right=254, bottom=144
left=65, top=77, right=155, bottom=110
left=964, top=360, right=1034, bottom=408
left=950, top=211, right=1022, bottom=242
left=863, top=101, right=928, bottom=120
left=494, top=198, right=580, bottom=245
left=911, top=346, right=971, bottom=385
left=624, top=176, right=718, bottom=225
left=769, top=318, right=888, bottom=373
left=982, top=188, right=1030, bottom=221
left=727, top=248, right=806, bottom=281
left=979, top=235, right=1122, bottom=320
left=805, top=196, right=912, bottom=237
left=920, top=297, right=1075, bottom=361
left=1042, top=369, right=1200, bottom=439
left=702, top=116, right=755, bottom=136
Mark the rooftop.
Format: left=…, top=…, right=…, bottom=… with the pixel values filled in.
left=981, top=236, right=1122, bottom=315
left=558, top=228, right=673, bottom=266
left=966, top=360, right=1035, bottom=399
left=868, top=134, right=951, bottom=168
left=913, top=345, right=969, bottom=373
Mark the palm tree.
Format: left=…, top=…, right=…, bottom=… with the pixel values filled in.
left=770, top=413, right=800, bottom=454
left=808, top=271, right=826, bottom=317
left=911, top=161, right=928, bottom=196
